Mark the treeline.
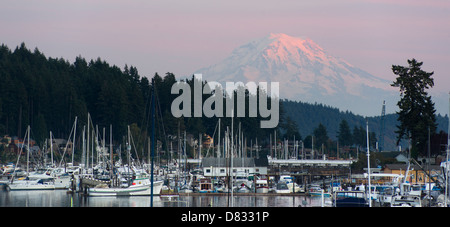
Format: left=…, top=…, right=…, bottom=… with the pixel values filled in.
left=0, top=43, right=150, bottom=143
left=1, top=43, right=447, bottom=160
left=282, top=99, right=379, bottom=148
left=0, top=43, right=282, bottom=154
left=282, top=99, right=449, bottom=153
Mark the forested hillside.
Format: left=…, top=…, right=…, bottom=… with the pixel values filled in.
left=0, top=43, right=447, bottom=158
left=282, top=99, right=448, bottom=151
left=0, top=43, right=151, bottom=142
left=0, top=43, right=277, bottom=151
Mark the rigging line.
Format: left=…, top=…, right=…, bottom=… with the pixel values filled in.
left=11, top=127, right=29, bottom=183
left=133, top=82, right=152, bottom=161
left=154, top=84, right=169, bottom=153
left=140, top=82, right=152, bottom=161
left=129, top=129, right=142, bottom=168
left=58, top=117, right=77, bottom=168
left=26, top=126, right=42, bottom=167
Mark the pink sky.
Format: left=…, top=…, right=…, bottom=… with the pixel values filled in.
left=1, top=0, right=449, bottom=113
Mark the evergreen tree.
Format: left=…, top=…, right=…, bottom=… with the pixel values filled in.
left=337, top=120, right=352, bottom=146
left=391, top=59, right=437, bottom=158
left=352, top=126, right=365, bottom=148
left=282, top=116, right=301, bottom=140
left=313, top=123, right=328, bottom=149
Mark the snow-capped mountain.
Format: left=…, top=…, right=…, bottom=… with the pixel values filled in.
left=195, top=33, right=398, bottom=116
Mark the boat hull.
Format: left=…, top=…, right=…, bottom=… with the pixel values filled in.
left=88, top=180, right=163, bottom=196
left=310, top=192, right=331, bottom=197
left=7, top=183, right=55, bottom=190
left=335, top=197, right=369, bottom=207
left=256, top=187, right=269, bottom=193
left=275, top=189, right=291, bottom=194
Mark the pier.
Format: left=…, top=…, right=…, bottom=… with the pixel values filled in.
left=268, top=158, right=354, bottom=167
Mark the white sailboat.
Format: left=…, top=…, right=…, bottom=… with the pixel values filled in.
left=89, top=120, right=164, bottom=196
left=7, top=126, right=56, bottom=191
left=88, top=176, right=163, bottom=196
left=7, top=177, right=56, bottom=190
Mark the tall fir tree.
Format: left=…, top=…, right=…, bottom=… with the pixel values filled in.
left=337, top=120, right=352, bottom=146
left=391, top=59, right=437, bottom=158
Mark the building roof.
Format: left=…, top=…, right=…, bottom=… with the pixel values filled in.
left=202, top=157, right=268, bottom=167
left=384, top=163, right=442, bottom=171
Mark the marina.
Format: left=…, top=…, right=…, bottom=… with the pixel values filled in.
left=0, top=76, right=449, bottom=208
left=1, top=120, right=450, bottom=207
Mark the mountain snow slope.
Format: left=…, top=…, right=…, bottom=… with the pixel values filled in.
left=195, top=33, right=398, bottom=116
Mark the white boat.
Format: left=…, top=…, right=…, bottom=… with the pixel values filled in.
left=391, top=195, right=422, bottom=207
left=255, top=179, right=269, bottom=193
left=309, top=185, right=331, bottom=197
left=275, top=181, right=290, bottom=194
left=409, top=184, right=422, bottom=196
left=88, top=177, right=163, bottom=196
left=279, top=175, right=302, bottom=193
left=27, top=168, right=73, bottom=189
left=377, top=185, right=396, bottom=206
left=179, top=185, right=194, bottom=193
left=235, top=171, right=251, bottom=189
left=236, top=183, right=252, bottom=193
left=7, top=177, right=56, bottom=190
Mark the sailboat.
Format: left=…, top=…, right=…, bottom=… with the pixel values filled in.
left=7, top=126, right=56, bottom=190
left=88, top=175, right=163, bottom=196
left=88, top=78, right=163, bottom=197
left=7, top=172, right=56, bottom=190
left=87, top=126, right=163, bottom=196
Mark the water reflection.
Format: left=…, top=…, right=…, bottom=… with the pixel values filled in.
left=0, top=190, right=331, bottom=207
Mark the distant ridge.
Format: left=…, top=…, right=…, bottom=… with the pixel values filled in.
left=281, top=99, right=449, bottom=151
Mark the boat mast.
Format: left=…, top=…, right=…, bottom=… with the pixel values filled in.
left=446, top=92, right=450, bottom=207
left=217, top=118, right=221, bottom=158
left=82, top=126, right=85, bottom=174
left=230, top=108, right=234, bottom=207
left=72, top=116, right=77, bottom=165
left=366, top=120, right=372, bottom=207
left=87, top=113, right=90, bottom=173
left=50, top=130, right=53, bottom=167
left=150, top=77, right=155, bottom=207
left=27, top=125, right=30, bottom=175
left=110, top=124, right=113, bottom=184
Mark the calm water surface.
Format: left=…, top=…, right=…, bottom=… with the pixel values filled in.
left=0, top=190, right=331, bottom=207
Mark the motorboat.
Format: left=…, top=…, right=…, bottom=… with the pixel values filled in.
left=279, top=175, right=302, bottom=193
left=275, top=181, right=290, bottom=194
left=255, top=179, right=269, bottom=193
left=391, top=195, right=422, bottom=207
left=333, top=191, right=369, bottom=207
left=309, top=184, right=330, bottom=197
left=198, top=178, right=214, bottom=193
left=236, top=183, right=252, bottom=193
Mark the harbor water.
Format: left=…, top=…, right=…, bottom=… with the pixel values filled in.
left=0, top=190, right=331, bottom=207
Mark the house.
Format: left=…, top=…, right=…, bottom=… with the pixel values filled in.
left=4, top=135, right=37, bottom=155
left=383, top=163, right=442, bottom=185
left=201, top=157, right=268, bottom=177
left=202, top=134, right=213, bottom=147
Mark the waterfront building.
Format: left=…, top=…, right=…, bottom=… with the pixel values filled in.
left=383, top=164, right=442, bottom=185
left=201, top=157, right=268, bottom=177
